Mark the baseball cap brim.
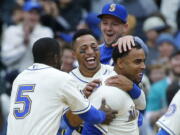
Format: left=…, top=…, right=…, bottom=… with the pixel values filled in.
left=97, top=13, right=127, bottom=23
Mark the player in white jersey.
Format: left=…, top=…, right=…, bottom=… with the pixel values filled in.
left=60, top=29, right=146, bottom=135
left=156, top=90, right=180, bottom=135
left=82, top=37, right=147, bottom=135
left=155, top=51, right=180, bottom=135
left=7, top=38, right=117, bottom=135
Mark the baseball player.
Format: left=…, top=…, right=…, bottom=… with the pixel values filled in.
left=60, top=29, right=146, bottom=135
left=156, top=89, right=180, bottom=135
left=7, top=38, right=117, bottom=135
left=98, top=3, right=135, bottom=65
left=83, top=37, right=148, bottom=135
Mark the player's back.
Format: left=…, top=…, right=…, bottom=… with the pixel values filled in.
left=89, top=71, right=139, bottom=135
left=7, top=63, right=73, bottom=135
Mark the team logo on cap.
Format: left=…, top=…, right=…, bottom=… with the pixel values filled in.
left=109, top=4, right=116, bottom=12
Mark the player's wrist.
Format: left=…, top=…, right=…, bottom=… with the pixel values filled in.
left=128, top=83, right=141, bottom=99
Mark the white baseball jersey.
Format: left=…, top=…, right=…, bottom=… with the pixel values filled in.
left=7, top=63, right=90, bottom=135
left=89, top=71, right=139, bottom=135
left=69, top=64, right=113, bottom=92
left=156, top=90, right=180, bottom=135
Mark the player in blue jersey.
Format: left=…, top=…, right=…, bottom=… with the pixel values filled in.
left=98, top=3, right=134, bottom=65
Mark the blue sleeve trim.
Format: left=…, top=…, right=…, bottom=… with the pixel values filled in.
left=157, top=129, right=170, bottom=135
left=128, top=83, right=141, bottom=99
left=138, top=112, right=143, bottom=127
left=157, top=121, right=176, bottom=135
left=71, top=101, right=91, bottom=114
left=78, top=106, right=106, bottom=124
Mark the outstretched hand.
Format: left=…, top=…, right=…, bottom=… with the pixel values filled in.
left=105, top=75, right=133, bottom=91
left=99, top=99, right=117, bottom=125
left=112, top=35, right=135, bottom=53
left=83, top=79, right=101, bottom=98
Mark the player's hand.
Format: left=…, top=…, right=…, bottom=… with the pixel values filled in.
left=83, top=79, right=101, bottom=98
left=105, top=75, right=133, bottom=91
left=112, top=35, right=135, bottom=53
left=100, top=99, right=117, bottom=125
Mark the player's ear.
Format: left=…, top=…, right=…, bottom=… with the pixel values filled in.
left=122, top=23, right=128, bottom=34
left=117, top=58, right=123, bottom=69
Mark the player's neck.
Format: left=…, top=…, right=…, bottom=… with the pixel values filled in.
left=114, top=66, right=123, bottom=75
left=79, top=65, right=101, bottom=77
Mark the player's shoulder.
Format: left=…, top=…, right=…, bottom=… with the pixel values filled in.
left=101, top=64, right=113, bottom=70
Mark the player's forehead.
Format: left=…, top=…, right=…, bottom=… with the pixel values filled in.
left=101, top=15, right=122, bottom=23
left=75, top=34, right=98, bottom=47
left=126, top=48, right=145, bottom=60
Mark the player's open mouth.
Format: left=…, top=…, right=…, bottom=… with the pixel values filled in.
left=86, top=57, right=96, bottom=64
left=106, top=33, right=114, bottom=37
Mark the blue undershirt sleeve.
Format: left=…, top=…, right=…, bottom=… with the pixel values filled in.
left=156, top=129, right=170, bottom=135
left=78, top=106, right=106, bottom=124
left=128, top=83, right=141, bottom=99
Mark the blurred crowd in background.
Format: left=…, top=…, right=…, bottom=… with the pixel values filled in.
left=0, top=0, right=180, bottom=135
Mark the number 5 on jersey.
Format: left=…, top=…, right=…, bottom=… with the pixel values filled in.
left=13, top=85, right=35, bottom=119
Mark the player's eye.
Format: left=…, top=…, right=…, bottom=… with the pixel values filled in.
left=79, top=49, right=86, bottom=53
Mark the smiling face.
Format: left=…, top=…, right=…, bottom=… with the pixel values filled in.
left=100, top=15, right=128, bottom=47
left=74, top=34, right=100, bottom=76
left=117, top=48, right=146, bottom=84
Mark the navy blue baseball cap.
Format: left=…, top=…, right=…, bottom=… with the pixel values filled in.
left=97, top=3, right=128, bottom=23
left=156, top=33, right=176, bottom=47
left=23, top=1, right=42, bottom=12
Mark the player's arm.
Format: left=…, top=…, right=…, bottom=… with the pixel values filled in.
left=63, top=100, right=116, bottom=129
left=105, top=75, right=146, bottom=110
left=156, top=129, right=170, bottom=135
left=61, top=77, right=116, bottom=126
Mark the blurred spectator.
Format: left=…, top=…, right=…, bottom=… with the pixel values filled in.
left=9, top=3, right=24, bottom=25
left=77, top=12, right=102, bottom=42
left=125, top=14, right=137, bottom=35
left=140, top=74, right=151, bottom=98
left=56, top=0, right=84, bottom=32
left=143, top=16, right=170, bottom=66
left=146, top=50, right=180, bottom=131
left=1, top=1, right=53, bottom=96
left=114, top=0, right=158, bottom=39
left=174, top=8, right=180, bottom=50
left=155, top=33, right=177, bottom=65
left=41, top=0, right=85, bottom=33
left=166, top=80, right=180, bottom=105
left=0, top=0, right=16, bottom=25
left=61, top=45, right=76, bottom=73
left=91, top=0, right=113, bottom=13
left=160, top=0, right=180, bottom=33
left=39, top=0, right=60, bottom=33
left=58, top=32, right=73, bottom=45
left=148, top=64, right=167, bottom=84
left=1, top=1, right=53, bottom=72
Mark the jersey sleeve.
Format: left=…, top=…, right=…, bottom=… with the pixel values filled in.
left=156, top=91, right=180, bottom=135
left=133, top=89, right=146, bottom=110
left=61, top=75, right=91, bottom=114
